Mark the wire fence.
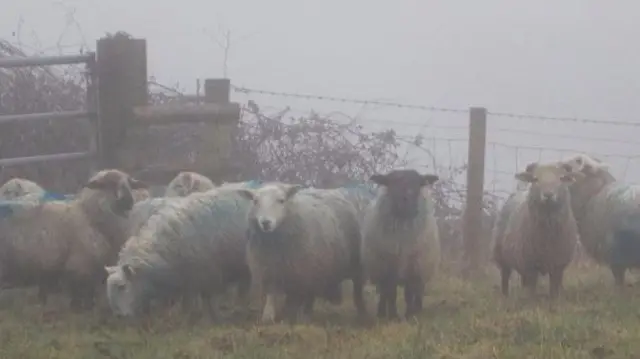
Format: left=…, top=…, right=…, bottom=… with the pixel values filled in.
left=231, top=85, right=640, bottom=201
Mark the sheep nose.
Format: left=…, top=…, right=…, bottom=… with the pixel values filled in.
left=260, top=219, right=272, bottom=231
left=542, top=192, right=554, bottom=202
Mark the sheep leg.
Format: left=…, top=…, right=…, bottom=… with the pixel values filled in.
left=282, top=294, right=306, bottom=324
left=386, top=280, right=399, bottom=321
left=403, top=284, right=415, bottom=319
left=260, top=291, right=278, bottom=324
left=404, top=280, right=424, bottom=319
left=303, top=296, right=315, bottom=316
left=521, top=272, right=538, bottom=297
left=351, top=270, right=368, bottom=319
left=376, top=283, right=388, bottom=318
left=202, top=292, right=219, bottom=322
left=611, top=265, right=626, bottom=288
left=236, top=279, right=251, bottom=308
left=548, top=269, right=564, bottom=300
left=500, top=266, right=512, bottom=297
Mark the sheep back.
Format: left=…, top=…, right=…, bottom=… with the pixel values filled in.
left=575, top=182, right=640, bottom=265
left=116, top=188, right=253, bottom=301
left=0, top=178, right=45, bottom=200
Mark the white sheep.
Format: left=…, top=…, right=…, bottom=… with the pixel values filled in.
left=493, top=162, right=582, bottom=299
left=105, top=185, right=260, bottom=318
left=236, top=182, right=368, bottom=324
left=0, top=169, right=147, bottom=309
left=557, top=153, right=640, bottom=287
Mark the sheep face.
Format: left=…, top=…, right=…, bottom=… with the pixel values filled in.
left=515, top=163, right=583, bottom=207
left=238, top=183, right=303, bottom=233
left=84, top=170, right=148, bottom=217
left=370, top=169, right=439, bottom=219
left=105, top=264, right=145, bottom=317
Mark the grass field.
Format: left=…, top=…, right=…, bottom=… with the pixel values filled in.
left=1, top=260, right=639, bottom=359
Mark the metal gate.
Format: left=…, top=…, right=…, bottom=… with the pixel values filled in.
left=0, top=53, right=98, bottom=175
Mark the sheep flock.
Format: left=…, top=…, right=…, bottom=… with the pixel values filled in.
left=0, top=156, right=638, bottom=328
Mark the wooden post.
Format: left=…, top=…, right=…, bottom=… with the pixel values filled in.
left=198, top=78, right=236, bottom=182
left=463, top=107, right=487, bottom=277
left=96, top=34, right=147, bottom=169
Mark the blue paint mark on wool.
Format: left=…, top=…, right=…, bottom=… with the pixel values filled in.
left=243, top=180, right=262, bottom=189
left=340, top=182, right=378, bottom=199
left=0, top=191, right=69, bottom=219
left=40, top=191, right=69, bottom=201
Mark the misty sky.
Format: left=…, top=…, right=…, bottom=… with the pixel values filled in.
left=2, top=0, right=639, bottom=198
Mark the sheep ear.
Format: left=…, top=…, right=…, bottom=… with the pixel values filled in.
left=84, top=177, right=112, bottom=190
left=285, top=184, right=303, bottom=199
left=421, top=174, right=439, bottom=187
left=525, top=162, right=538, bottom=173
left=237, top=189, right=254, bottom=201
left=515, top=172, right=536, bottom=183
left=122, top=264, right=136, bottom=280
left=370, top=174, right=388, bottom=186
left=128, top=177, right=148, bottom=190
left=105, top=266, right=117, bottom=275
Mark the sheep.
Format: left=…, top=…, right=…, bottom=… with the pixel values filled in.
left=164, top=171, right=216, bottom=197
left=0, top=169, right=147, bottom=310
left=361, top=169, right=440, bottom=320
left=0, top=178, right=46, bottom=200
left=236, top=182, right=367, bottom=324
left=556, top=153, right=640, bottom=287
left=492, top=162, right=582, bottom=300
left=104, top=186, right=255, bottom=319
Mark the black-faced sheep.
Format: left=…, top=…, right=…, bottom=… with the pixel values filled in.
left=104, top=186, right=255, bottom=319
left=557, top=153, right=640, bottom=287
left=0, top=169, right=147, bottom=310
left=493, top=162, right=582, bottom=300
left=236, top=182, right=367, bottom=324
left=361, top=169, right=440, bottom=320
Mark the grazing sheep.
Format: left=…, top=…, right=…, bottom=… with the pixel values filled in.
left=362, top=169, right=440, bottom=320
left=104, top=187, right=254, bottom=318
left=165, top=171, right=216, bottom=197
left=0, top=178, right=46, bottom=200
left=236, top=182, right=367, bottom=324
left=557, top=153, right=640, bottom=287
left=493, top=162, right=582, bottom=299
left=0, top=169, right=147, bottom=309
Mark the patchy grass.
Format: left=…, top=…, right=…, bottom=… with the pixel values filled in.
left=1, top=261, right=640, bottom=359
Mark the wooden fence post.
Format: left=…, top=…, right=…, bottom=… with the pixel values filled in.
left=96, top=34, right=147, bottom=169
left=198, top=78, right=238, bottom=182
left=463, top=107, right=487, bottom=277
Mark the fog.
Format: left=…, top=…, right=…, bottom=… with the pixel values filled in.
left=2, top=0, right=639, bottom=198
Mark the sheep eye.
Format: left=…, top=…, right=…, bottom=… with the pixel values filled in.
left=277, top=198, right=285, bottom=204
left=117, top=283, right=127, bottom=290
